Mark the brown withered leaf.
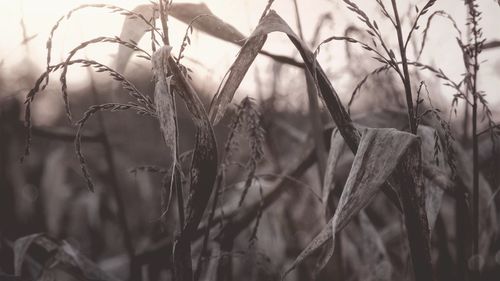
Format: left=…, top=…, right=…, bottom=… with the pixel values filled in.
left=167, top=50, right=218, bottom=281
left=153, top=46, right=176, bottom=158
left=282, top=128, right=418, bottom=279
left=169, top=3, right=245, bottom=44
left=14, top=234, right=119, bottom=281
left=322, top=128, right=345, bottom=204
left=117, top=3, right=245, bottom=74
left=208, top=10, right=359, bottom=153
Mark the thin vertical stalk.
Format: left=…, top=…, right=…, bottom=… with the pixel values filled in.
left=465, top=1, right=481, bottom=279
left=158, top=0, right=170, bottom=46
left=292, top=0, right=304, bottom=39
left=471, top=66, right=479, bottom=281
left=158, top=0, right=185, bottom=239
left=157, top=7, right=193, bottom=281
left=456, top=187, right=471, bottom=281
left=462, top=91, right=470, bottom=143
left=462, top=6, right=472, bottom=145
left=391, top=2, right=433, bottom=280
left=391, top=0, right=417, bottom=134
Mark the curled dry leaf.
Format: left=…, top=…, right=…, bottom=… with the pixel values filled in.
left=322, top=128, right=345, bottom=204
left=153, top=45, right=178, bottom=221
left=169, top=3, right=246, bottom=44
left=116, top=4, right=156, bottom=74
left=208, top=10, right=359, bottom=153
left=168, top=56, right=218, bottom=236
left=208, top=28, right=267, bottom=124
left=14, top=233, right=44, bottom=276
left=117, top=3, right=245, bottom=74
left=153, top=45, right=176, bottom=158
left=14, top=234, right=119, bottom=281
left=282, top=128, right=418, bottom=279
left=167, top=42, right=218, bottom=281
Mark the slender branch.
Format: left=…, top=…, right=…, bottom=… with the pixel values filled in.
left=465, top=2, right=481, bottom=279
left=391, top=0, right=417, bottom=134
left=477, top=124, right=500, bottom=136
left=483, top=40, right=500, bottom=50
left=159, top=0, right=170, bottom=45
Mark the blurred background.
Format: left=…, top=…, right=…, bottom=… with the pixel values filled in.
left=1, top=0, right=500, bottom=280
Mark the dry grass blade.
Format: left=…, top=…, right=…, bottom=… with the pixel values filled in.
left=152, top=46, right=176, bottom=167
left=404, top=0, right=437, bottom=50
left=208, top=33, right=266, bottom=124
left=254, top=11, right=360, bottom=149
left=315, top=36, right=393, bottom=69
left=153, top=45, right=178, bottom=226
left=283, top=128, right=418, bottom=279
left=209, top=10, right=359, bottom=148
left=418, top=10, right=462, bottom=60
left=170, top=3, right=246, bottom=44
left=14, top=233, right=44, bottom=276
left=117, top=2, right=246, bottom=74
left=167, top=51, right=218, bottom=281
left=117, top=2, right=302, bottom=77
left=347, top=64, right=391, bottom=113
left=322, top=129, right=345, bottom=205
left=169, top=55, right=218, bottom=235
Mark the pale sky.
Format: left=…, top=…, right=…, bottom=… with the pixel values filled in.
left=0, top=0, right=499, bottom=120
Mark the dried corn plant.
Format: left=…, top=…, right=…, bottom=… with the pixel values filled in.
left=1, top=1, right=499, bottom=281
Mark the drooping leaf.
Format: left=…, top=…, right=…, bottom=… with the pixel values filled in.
left=14, top=234, right=119, bottom=281
left=322, top=128, right=345, bottom=204
left=169, top=3, right=245, bottom=44
left=116, top=4, right=156, bottom=74
left=282, top=128, right=418, bottom=278
left=166, top=48, right=218, bottom=281
left=166, top=57, right=218, bottom=236
left=117, top=3, right=245, bottom=74
left=208, top=32, right=266, bottom=124
left=208, top=10, right=359, bottom=151
left=14, top=233, right=44, bottom=276
left=152, top=45, right=179, bottom=225
left=153, top=46, right=176, bottom=158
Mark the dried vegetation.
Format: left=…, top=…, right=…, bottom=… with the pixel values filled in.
left=1, top=1, right=500, bottom=281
